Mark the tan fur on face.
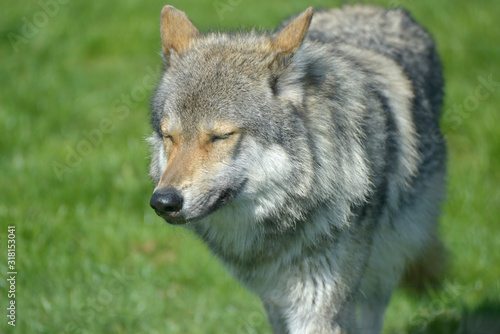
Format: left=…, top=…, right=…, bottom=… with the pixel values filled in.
left=157, top=120, right=240, bottom=190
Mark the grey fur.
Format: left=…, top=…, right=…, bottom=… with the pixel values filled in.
left=148, top=5, right=446, bottom=333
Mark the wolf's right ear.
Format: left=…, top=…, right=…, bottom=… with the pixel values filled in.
left=271, top=7, right=313, bottom=56
left=160, top=5, right=200, bottom=57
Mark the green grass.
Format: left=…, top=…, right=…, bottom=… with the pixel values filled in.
left=1, top=0, right=499, bottom=333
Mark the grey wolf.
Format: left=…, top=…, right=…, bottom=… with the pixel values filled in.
left=148, top=4, right=446, bottom=333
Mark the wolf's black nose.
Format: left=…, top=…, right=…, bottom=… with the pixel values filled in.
left=150, top=188, right=183, bottom=217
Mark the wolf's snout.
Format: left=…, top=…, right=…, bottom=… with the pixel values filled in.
left=150, top=188, right=183, bottom=218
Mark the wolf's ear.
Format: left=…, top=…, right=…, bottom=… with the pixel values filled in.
left=160, top=5, right=200, bottom=57
left=271, top=7, right=313, bottom=55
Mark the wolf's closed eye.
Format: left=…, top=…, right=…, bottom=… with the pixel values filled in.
left=210, top=132, right=234, bottom=143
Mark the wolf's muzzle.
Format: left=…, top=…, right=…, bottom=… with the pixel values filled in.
left=150, top=188, right=183, bottom=222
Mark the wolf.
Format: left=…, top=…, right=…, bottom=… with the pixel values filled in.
left=148, top=4, right=446, bottom=333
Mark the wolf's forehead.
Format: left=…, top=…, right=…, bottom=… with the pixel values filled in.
left=160, top=114, right=239, bottom=136
left=173, top=36, right=274, bottom=79
left=165, top=80, right=236, bottom=118
left=166, top=57, right=269, bottom=112
left=159, top=38, right=275, bottom=130
left=178, top=56, right=266, bottom=85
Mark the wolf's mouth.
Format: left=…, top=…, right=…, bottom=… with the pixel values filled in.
left=151, top=179, right=248, bottom=225
left=155, top=210, right=185, bottom=224
left=155, top=209, right=180, bottom=218
left=204, top=178, right=248, bottom=217
left=155, top=178, right=248, bottom=225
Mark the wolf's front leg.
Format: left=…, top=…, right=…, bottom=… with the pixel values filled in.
left=261, top=273, right=357, bottom=334
left=263, top=302, right=289, bottom=334
left=263, top=298, right=348, bottom=334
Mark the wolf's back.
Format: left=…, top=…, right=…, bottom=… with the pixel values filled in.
left=306, top=4, right=445, bottom=185
left=308, top=5, right=444, bottom=120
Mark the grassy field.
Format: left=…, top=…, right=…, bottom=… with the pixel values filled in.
left=1, top=0, right=499, bottom=333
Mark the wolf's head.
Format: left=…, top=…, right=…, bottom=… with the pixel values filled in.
left=149, top=6, right=316, bottom=225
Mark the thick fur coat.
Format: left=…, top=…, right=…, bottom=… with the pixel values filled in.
left=148, top=5, right=446, bottom=333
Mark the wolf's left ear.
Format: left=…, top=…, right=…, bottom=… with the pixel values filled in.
left=271, top=7, right=313, bottom=56
left=160, top=5, right=200, bottom=57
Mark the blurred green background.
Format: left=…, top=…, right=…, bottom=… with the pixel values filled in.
left=1, top=0, right=499, bottom=333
